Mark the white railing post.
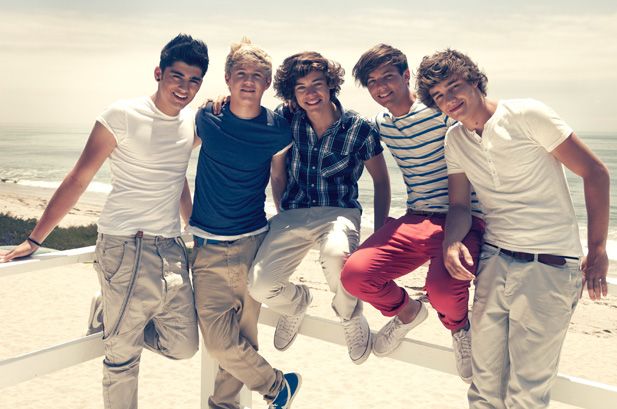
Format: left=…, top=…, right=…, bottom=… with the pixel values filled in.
left=200, top=347, right=252, bottom=409
left=200, top=347, right=218, bottom=409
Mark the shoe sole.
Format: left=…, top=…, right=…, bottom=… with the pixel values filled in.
left=284, top=374, right=302, bottom=409
left=273, top=311, right=307, bottom=352
left=274, top=331, right=299, bottom=352
left=274, top=295, right=312, bottom=352
left=372, top=302, right=429, bottom=357
left=85, top=293, right=103, bottom=336
left=350, top=331, right=373, bottom=365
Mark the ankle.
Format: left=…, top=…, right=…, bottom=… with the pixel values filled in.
left=397, top=299, right=421, bottom=324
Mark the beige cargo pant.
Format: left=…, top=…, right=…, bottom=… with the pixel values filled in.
left=468, top=244, right=582, bottom=408
left=94, top=232, right=199, bottom=409
left=192, top=233, right=284, bottom=409
left=249, top=207, right=362, bottom=320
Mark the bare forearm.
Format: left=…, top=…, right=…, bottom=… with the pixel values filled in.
left=373, top=181, right=391, bottom=231
left=271, top=175, right=287, bottom=213
left=583, top=166, right=610, bottom=251
left=29, top=172, right=90, bottom=242
left=443, top=204, right=472, bottom=248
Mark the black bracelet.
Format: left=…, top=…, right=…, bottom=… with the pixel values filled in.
left=27, top=236, right=43, bottom=247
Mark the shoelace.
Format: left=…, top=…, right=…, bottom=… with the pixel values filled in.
left=342, top=317, right=367, bottom=349
left=277, top=314, right=303, bottom=338
left=454, top=330, right=472, bottom=359
left=381, top=317, right=405, bottom=343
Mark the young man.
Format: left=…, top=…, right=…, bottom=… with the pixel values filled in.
left=416, top=49, right=609, bottom=408
left=247, top=51, right=390, bottom=365
left=189, top=39, right=300, bottom=409
left=340, top=44, right=484, bottom=382
left=0, top=34, right=209, bottom=409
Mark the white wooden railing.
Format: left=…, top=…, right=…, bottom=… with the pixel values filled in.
left=1, top=246, right=617, bottom=408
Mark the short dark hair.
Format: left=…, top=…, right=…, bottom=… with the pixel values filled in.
left=159, top=34, right=209, bottom=77
left=353, top=44, right=409, bottom=87
left=273, top=51, right=344, bottom=103
left=416, top=48, right=488, bottom=109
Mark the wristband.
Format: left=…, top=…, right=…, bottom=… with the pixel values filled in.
left=27, top=236, right=43, bottom=247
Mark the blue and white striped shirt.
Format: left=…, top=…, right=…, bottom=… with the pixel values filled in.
left=377, top=100, right=481, bottom=214
left=279, top=100, right=383, bottom=211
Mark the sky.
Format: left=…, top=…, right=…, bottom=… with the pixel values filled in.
left=1, top=0, right=616, bottom=132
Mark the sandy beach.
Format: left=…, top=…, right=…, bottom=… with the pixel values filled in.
left=1, top=183, right=616, bottom=408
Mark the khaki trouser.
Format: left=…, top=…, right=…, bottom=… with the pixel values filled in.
left=192, top=233, right=284, bottom=409
left=468, top=244, right=582, bottom=409
left=249, top=207, right=362, bottom=320
left=94, top=233, right=199, bottom=409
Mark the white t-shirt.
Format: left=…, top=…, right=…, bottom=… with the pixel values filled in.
left=445, top=98, right=583, bottom=256
left=96, top=97, right=195, bottom=237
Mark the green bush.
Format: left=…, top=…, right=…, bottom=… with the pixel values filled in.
left=0, top=213, right=97, bottom=250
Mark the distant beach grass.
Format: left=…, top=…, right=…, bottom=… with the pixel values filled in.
left=0, top=212, right=97, bottom=250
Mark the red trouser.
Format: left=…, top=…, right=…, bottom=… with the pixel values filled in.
left=341, top=212, right=484, bottom=331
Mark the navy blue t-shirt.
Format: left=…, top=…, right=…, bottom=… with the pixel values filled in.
left=190, top=104, right=292, bottom=236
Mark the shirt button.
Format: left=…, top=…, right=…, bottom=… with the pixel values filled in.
left=311, top=166, right=316, bottom=170
left=311, top=184, right=315, bottom=187
left=312, top=200, right=316, bottom=203
left=313, top=148, right=317, bottom=151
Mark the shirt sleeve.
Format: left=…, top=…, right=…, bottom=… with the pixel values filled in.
left=520, top=99, right=573, bottom=152
left=358, top=120, right=384, bottom=161
left=96, top=101, right=127, bottom=145
left=444, top=127, right=465, bottom=175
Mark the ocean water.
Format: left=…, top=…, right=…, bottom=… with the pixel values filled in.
left=1, top=124, right=616, bottom=260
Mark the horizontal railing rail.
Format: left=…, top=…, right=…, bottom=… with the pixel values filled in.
left=1, top=246, right=617, bottom=408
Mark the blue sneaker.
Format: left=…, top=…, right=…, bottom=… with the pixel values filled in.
left=270, top=372, right=302, bottom=409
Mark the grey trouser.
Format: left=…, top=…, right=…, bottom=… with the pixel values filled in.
left=249, top=207, right=362, bottom=320
left=94, top=232, right=199, bottom=409
left=468, top=244, right=582, bottom=409
left=192, top=233, right=284, bottom=409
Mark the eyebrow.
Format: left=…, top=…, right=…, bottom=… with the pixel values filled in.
left=169, top=69, right=203, bottom=81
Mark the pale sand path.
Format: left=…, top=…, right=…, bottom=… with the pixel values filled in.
left=1, top=183, right=615, bottom=408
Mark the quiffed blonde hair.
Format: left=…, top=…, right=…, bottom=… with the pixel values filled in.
left=224, top=37, right=272, bottom=80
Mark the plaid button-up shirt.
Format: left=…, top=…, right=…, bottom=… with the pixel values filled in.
left=278, top=100, right=383, bottom=211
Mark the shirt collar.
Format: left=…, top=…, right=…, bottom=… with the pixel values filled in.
left=294, top=97, right=349, bottom=132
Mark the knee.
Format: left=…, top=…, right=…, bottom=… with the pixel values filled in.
left=202, top=328, right=234, bottom=360
left=248, top=268, right=279, bottom=303
left=340, top=257, right=366, bottom=296
left=163, top=325, right=199, bottom=360
left=341, top=253, right=381, bottom=296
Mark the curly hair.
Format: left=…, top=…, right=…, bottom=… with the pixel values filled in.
left=353, top=44, right=408, bottom=87
left=416, top=49, right=488, bottom=109
left=273, top=51, right=345, bottom=103
left=224, top=37, right=272, bottom=81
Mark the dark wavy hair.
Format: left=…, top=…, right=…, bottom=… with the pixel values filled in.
left=416, top=49, right=488, bottom=109
left=353, top=44, right=409, bottom=87
left=273, top=51, right=345, bottom=103
left=160, top=34, right=209, bottom=76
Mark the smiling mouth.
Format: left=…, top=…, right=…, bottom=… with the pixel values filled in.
left=378, top=91, right=393, bottom=99
left=173, top=92, right=188, bottom=100
left=449, top=101, right=464, bottom=115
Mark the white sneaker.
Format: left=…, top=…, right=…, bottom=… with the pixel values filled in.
left=452, top=326, right=472, bottom=383
left=86, top=292, right=103, bottom=336
left=274, top=295, right=312, bottom=351
left=373, top=301, right=427, bottom=357
left=341, top=314, right=372, bottom=365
